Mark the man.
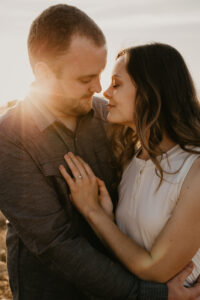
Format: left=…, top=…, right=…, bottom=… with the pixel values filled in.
left=0, top=4, right=200, bottom=300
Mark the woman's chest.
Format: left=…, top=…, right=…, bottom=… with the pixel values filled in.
left=116, top=161, right=180, bottom=250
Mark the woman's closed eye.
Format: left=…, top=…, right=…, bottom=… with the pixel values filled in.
left=112, top=79, right=120, bottom=88
left=112, top=83, right=120, bottom=88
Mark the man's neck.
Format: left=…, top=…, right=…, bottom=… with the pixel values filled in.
left=43, top=103, right=78, bottom=132
left=57, top=115, right=77, bottom=132
left=29, top=89, right=78, bottom=132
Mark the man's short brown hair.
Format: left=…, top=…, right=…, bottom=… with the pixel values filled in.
left=28, top=4, right=106, bottom=69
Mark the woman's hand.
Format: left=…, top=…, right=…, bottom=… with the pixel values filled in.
left=96, top=177, right=114, bottom=220
left=59, top=152, right=108, bottom=218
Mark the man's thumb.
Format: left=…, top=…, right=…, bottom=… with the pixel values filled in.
left=177, top=262, right=194, bottom=283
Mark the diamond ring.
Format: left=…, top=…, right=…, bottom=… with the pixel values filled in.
left=77, top=174, right=82, bottom=179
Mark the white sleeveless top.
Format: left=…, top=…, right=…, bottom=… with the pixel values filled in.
left=116, top=145, right=200, bottom=285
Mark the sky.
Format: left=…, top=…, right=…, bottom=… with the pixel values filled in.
left=0, top=0, right=200, bottom=105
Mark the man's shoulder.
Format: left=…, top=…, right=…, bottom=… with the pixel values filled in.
left=0, top=99, right=24, bottom=122
left=0, top=100, right=33, bottom=141
left=0, top=101, right=20, bottom=133
left=92, top=97, right=108, bottom=122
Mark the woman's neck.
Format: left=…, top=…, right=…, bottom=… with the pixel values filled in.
left=138, top=135, right=177, bottom=160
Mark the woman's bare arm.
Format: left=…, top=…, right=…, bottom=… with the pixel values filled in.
left=60, top=153, right=200, bottom=282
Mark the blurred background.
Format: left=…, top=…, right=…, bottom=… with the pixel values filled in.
left=0, top=0, right=200, bottom=104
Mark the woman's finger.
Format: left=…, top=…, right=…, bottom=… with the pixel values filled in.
left=59, top=165, right=75, bottom=189
left=64, top=154, right=83, bottom=181
left=96, top=178, right=104, bottom=186
left=97, top=178, right=109, bottom=196
left=68, top=152, right=88, bottom=179
left=76, top=155, right=95, bottom=178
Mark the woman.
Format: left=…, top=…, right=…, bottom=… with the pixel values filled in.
left=59, top=43, right=200, bottom=285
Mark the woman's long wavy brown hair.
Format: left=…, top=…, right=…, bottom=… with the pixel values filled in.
left=108, top=43, right=200, bottom=185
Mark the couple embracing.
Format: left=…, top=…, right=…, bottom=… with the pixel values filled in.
left=1, top=4, right=200, bottom=300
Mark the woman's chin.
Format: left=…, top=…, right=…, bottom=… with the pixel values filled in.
left=107, top=115, right=135, bottom=129
left=107, top=119, right=122, bottom=126
left=107, top=113, right=116, bottom=124
left=107, top=113, right=124, bottom=125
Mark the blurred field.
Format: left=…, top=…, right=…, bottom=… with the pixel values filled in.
left=0, top=212, right=12, bottom=300
left=0, top=104, right=15, bottom=299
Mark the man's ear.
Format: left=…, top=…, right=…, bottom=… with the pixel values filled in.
left=34, top=62, right=53, bottom=81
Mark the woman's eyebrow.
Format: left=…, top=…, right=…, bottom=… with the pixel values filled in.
left=112, top=74, right=121, bottom=78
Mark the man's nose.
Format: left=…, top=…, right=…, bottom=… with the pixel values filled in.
left=90, top=78, right=102, bottom=94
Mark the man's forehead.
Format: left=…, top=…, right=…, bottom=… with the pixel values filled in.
left=59, top=40, right=107, bottom=75
left=63, top=36, right=107, bottom=60
left=68, top=35, right=106, bottom=51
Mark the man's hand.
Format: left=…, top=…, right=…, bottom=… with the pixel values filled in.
left=168, top=263, right=200, bottom=300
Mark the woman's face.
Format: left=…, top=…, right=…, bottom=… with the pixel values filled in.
left=104, top=56, right=137, bottom=128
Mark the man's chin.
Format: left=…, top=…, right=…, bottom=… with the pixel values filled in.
left=75, top=103, right=92, bottom=116
left=82, top=99, right=93, bottom=110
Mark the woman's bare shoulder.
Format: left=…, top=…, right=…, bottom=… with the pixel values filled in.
left=180, top=155, right=200, bottom=200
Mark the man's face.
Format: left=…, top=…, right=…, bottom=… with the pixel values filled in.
left=46, top=35, right=107, bottom=117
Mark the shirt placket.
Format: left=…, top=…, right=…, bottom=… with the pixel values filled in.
left=53, top=121, right=77, bottom=154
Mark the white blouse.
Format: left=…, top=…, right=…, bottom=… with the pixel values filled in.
left=116, top=145, right=200, bottom=285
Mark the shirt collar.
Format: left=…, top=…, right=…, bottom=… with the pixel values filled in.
left=26, top=95, right=56, bottom=132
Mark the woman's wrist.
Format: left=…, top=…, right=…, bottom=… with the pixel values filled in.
left=82, top=201, right=103, bottom=219
left=86, top=205, right=114, bottom=226
left=106, top=211, right=115, bottom=221
left=84, top=204, right=114, bottom=222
